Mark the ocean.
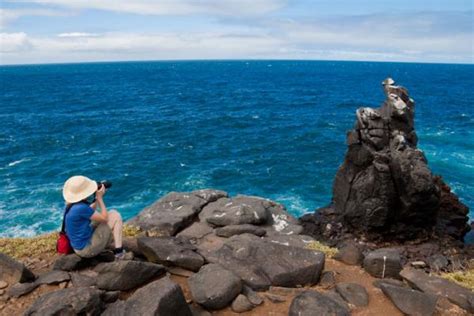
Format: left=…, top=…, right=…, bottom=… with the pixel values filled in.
left=0, top=60, right=473, bottom=238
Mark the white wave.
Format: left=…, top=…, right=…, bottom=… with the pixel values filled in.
left=7, top=158, right=29, bottom=167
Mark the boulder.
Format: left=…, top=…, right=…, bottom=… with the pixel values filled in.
left=53, top=252, right=115, bottom=271
left=242, top=285, right=263, bottom=306
left=24, top=287, right=104, bottom=316
left=36, top=270, right=70, bottom=285
left=289, top=291, right=350, bottom=316
left=400, top=267, right=474, bottom=312
left=138, top=236, right=204, bottom=271
left=177, top=222, right=214, bottom=241
left=334, top=243, right=364, bottom=266
left=363, top=248, right=402, bottom=279
left=127, top=189, right=228, bottom=236
left=70, top=272, right=97, bottom=287
left=95, top=260, right=165, bottom=291
left=373, top=278, right=407, bottom=289
left=231, top=294, right=255, bottom=313
left=335, top=283, right=369, bottom=307
left=0, top=253, right=35, bottom=283
left=7, top=282, right=39, bottom=298
left=102, top=277, right=191, bottom=316
left=427, top=254, right=449, bottom=272
left=199, top=195, right=269, bottom=226
left=380, top=283, right=438, bottom=316
left=188, top=263, right=242, bottom=310
left=215, top=224, right=266, bottom=237
left=319, top=271, right=336, bottom=288
left=206, top=234, right=325, bottom=290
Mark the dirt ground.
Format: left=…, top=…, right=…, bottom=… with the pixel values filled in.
left=0, top=256, right=403, bottom=316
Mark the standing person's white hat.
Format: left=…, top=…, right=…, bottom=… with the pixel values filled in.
left=63, top=175, right=98, bottom=203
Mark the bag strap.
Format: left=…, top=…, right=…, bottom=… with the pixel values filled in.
left=61, top=203, right=75, bottom=233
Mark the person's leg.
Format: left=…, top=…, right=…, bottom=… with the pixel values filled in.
left=106, top=209, right=123, bottom=249
left=74, top=223, right=111, bottom=258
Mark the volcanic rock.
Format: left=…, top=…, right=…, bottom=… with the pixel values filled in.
left=334, top=242, right=364, bottom=265
left=231, top=294, right=255, bottom=313
left=335, top=283, right=369, bottom=307
left=188, top=263, right=242, bottom=310
left=36, top=270, right=70, bottom=285
left=205, top=234, right=325, bottom=290
left=138, top=236, right=204, bottom=271
left=320, top=271, right=337, bottom=288
left=199, top=195, right=269, bottom=226
left=400, top=267, right=474, bottom=312
left=103, top=277, right=191, bottom=316
left=53, top=252, right=115, bottom=271
left=94, top=260, right=165, bottom=291
left=300, top=78, right=470, bottom=243
left=0, top=253, right=35, bottom=284
left=24, top=287, right=104, bottom=316
left=215, top=224, right=266, bottom=237
left=363, top=248, right=402, bottom=279
left=289, top=291, right=350, bottom=316
left=127, top=189, right=228, bottom=236
left=7, top=282, right=39, bottom=298
left=380, top=282, right=438, bottom=316
left=242, top=285, right=263, bottom=306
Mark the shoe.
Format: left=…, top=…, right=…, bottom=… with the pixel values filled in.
left=115, top=250, right=134, bottom=260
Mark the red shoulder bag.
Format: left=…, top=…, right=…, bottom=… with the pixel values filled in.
left=56, top=204, right=73, bottom=254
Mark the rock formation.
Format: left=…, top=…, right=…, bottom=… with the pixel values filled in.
left=301, top=78, right=470, bottom=243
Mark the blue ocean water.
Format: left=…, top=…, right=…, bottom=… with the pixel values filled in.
left=0, top=61, right=473, bottom=237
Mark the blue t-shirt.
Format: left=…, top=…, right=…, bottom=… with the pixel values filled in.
left=65, top=202, right=95, bottom=250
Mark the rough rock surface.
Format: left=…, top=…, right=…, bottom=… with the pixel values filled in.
left=231, top=294, right=255, bottom=313
left=138, top=236, right=204, bottom=271
left=289, top=291, right=350, bottom=316
left=334, top=242, right=364, bottom=266
left=363, top=248, right=402, bottom=279
left=24, top=287, right=104, bottom=316
left=215, top=224, right=266, bottom=237
left=205, top=234, right=325, bottom=290
left=128, top=189, right=228, bottom=235
left=380, top=282, right=438, bottom=316
left=400, top=267, right=474, bottom=312
left=94, top=260, right=165, bottom=291
left=300, top=78, right=470, bottom=242
left=53, top=252, right=115, bottom=271
left=103, top=277, right=191, bottom=316
left=335, top=283, right=369, bottom=307
left=188, top=264, right=242, bottom=310
left=0, top=253, right=35, bottom=284
left=35, top=270, right=70, bottom=285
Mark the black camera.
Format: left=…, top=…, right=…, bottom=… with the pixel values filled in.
left=96, top=180, right=112, bottom=190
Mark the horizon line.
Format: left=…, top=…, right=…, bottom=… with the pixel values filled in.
left=1, top=58, right=473, bottom=68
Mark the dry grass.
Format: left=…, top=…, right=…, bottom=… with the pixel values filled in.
left=439, top=269, right=474, bottom=291
left=0, top=225, right=142, bottom=259
left=305, top=240, right=338, bottom=258
left=0, top=233, right=57, bottom=259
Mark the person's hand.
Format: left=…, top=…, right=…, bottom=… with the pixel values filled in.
left=96, top=185, right=106, bottom=200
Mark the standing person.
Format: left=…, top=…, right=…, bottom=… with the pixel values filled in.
left=62, top=175, right=126, bottom=259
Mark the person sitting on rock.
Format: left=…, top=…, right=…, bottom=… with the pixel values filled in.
left=62, top=175, right=126, bottom=259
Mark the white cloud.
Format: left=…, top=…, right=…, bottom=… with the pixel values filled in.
left=0, top=8, right=69, bottom=29
left=10, top=0, right=286, bottom=16
left=57, top=32, right=99, bottom=38
left=0, top=32, right=32, bottom=53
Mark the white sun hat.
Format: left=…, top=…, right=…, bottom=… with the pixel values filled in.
left=63, top=175, right=98, bottom=203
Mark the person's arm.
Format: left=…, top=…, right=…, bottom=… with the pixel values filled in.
left=90, top=186, right=108, bottom=222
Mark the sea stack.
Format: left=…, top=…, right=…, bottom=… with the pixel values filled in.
left=301, top=78, right=470, bottom=243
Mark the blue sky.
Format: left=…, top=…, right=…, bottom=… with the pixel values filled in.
left=1, top=0, right=472, bottom=64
